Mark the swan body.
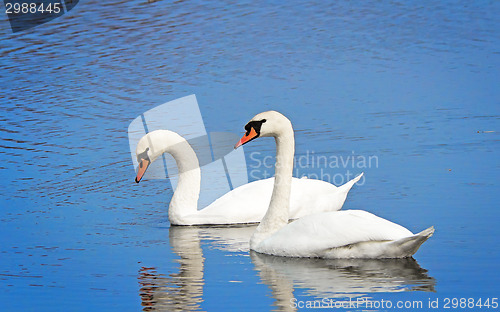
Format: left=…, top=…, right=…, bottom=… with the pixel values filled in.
left=134, top=130, right=361, bottom=226
left=236, top=111, right=433, bottom=259
left=254, top=210, right=434, bottom=259
left=182, top=175, right=361, bottom=226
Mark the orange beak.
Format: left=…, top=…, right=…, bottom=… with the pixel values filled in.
left=234, top=127, right=258, bottom=149
left=135, top=158, right=151, bottom=183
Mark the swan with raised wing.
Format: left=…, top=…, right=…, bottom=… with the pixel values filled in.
left=235, top=111, right=434, bottom=258
left=134, top=130, right=362, bottom=225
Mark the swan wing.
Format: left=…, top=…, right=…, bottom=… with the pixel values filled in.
left=189, top=174, right=362, bottom=225
left=194, top=178, right=275, bottom=224
left=289, top=173, right=363, bottom=218
left=256, top=210, right=414, bottom=257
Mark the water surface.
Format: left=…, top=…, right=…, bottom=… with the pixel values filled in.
left=1, top=1, right=499, bottom=311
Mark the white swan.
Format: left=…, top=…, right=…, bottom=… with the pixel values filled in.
left=235, top=111, right=434, bottom=258
left=134, top=130, right=362, bottom=225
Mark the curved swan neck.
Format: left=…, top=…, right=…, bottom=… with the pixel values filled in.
left=148, top=131, right=201, bottom=224
left=251, top=127, right=295, bottom=248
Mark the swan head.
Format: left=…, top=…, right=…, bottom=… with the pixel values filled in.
left=235, top=111, right=292, bottom=148
left=135, top=134, right=155, bottom=183
left=134, top=130, right=170, bottom=183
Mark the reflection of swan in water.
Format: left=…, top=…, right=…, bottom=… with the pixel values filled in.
left=138, top=225, right=256, bottom=311
left=138, top=227, right=206, bottom=311
left=196, top=224, right=256, bottom=252
left=138, top=226, right=435, bottom=311
left=251, top=251, right=435, bottom=311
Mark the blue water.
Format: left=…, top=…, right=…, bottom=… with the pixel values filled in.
left=1, top=1, right=499, bottom=311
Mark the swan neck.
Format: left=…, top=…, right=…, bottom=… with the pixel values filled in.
left=251, top=129, right=294, bottom=248
left=160, top=135, right=200, bottom=224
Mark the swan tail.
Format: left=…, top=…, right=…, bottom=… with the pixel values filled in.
left=388, top=226, right=435, bottom=258
left=338, top=172, right=364, bottom=194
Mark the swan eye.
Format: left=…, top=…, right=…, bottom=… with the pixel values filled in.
left=244, top=119, right=266, bottom=136
left=137, top=147, right=150, bottom=163
left=244, top=124, right=252, bottom=135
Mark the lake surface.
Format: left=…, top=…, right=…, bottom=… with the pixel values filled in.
left=1, top=1, right=499, bottom=311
